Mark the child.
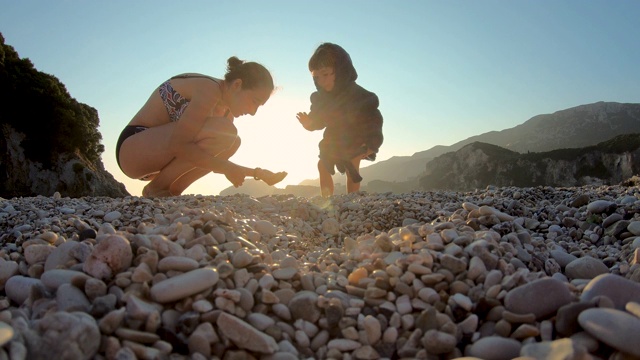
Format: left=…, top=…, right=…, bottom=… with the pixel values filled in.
left=296, top=43, right=383, bottom=197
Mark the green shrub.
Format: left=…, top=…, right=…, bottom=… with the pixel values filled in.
left=72, top=162, right=85, bottom=174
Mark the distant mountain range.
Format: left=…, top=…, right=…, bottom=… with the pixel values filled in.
left=221, top=101, right=640, bottom=197
left=419, top=133, right=640, bottom=191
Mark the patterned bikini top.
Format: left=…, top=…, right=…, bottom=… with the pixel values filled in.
left=159, top=74, right=225, bottom=122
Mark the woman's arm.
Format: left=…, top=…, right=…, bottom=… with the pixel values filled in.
left=178, top=130, right=285, bottom=187
left=168, top=80, right=221, bottom=156
left=165, top=82, right=286, bottom=187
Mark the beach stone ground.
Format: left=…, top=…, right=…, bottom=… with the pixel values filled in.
left=1, top=183, right=640, bottom=359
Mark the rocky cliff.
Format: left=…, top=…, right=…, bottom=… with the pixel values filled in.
left=0, top=33, right=129, bottom=198
left=1, top=124, right=129, bottom=198
left=419, top=133, right=640, bottom=191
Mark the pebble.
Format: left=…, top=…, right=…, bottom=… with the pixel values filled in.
left=217, top=312, right=279, bottom=354
left=150, top=267, right=219, bottom=303
left=564, top=256, right=609, bottom=279
left=467, top=336, right=521, bottom=360
left=0, top=184, right=638, bottom=358
left=504, top=277, right=573, bottom=319
left=578, top=308, right=640, bottom=356
left=581, top=273, right=640, bottom=309
left=0, top=322, right=14, bottom=347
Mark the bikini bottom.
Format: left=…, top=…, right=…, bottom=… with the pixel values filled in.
left=115, top=125, right=157, bottom=180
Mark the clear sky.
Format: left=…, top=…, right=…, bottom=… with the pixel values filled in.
left=2, top=1, right=639, bottom=196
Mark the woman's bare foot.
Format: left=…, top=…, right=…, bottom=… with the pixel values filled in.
left=256, top=169, right=288, bottom=186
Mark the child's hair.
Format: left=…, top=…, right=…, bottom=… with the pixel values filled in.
left=308, top=43, right=358, bottom=92
left=308, top=43, right=340, bottom=71
left=224, top=56, right=274, bottom=91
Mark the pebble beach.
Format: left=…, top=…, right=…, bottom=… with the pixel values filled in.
left=1, top=184, right=640, bottom=360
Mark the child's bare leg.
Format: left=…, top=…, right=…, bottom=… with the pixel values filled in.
left=346, top=157, right=363, bottom=193
left=318, top=159, right=334, bottom=197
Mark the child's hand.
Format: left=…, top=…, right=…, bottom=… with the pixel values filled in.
left=361, top=150, right=374, bottom=159
left=296, top=112, right=313, bottom=129
left=359, top=144, right=375, bottom=159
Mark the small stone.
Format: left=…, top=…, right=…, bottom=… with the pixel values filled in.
left=288, top=291, right=320, bottom=323
left=82, top=234, right=133, bottom=280
left=150, top=267, right=219, bottom=303
left=578, top=308, right=640, bottom=356
left=255, top=220, right=277, bottom=236
left=0, top=322, right=14, bottom=347
left=504, top=277, right=572, bottom=319
left=521, top=338, right=589, bottom=359
left=5, top=276, right=44, bottom=305
left=467, top=336, right=521, bottom=360
left=216, top=312, right=278, bottom=354
left=565, top=256, right=609, bottom=280
left=157, top=256, right=199, bottom=272
left=581, top=273, right=640, bottom=310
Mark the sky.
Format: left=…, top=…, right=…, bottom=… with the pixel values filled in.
left=2, top=1, right=639, bottom=196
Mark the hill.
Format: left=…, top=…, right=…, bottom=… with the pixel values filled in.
left=360, top=101, right=640, bottom=184
left=419, top=133, right=640, bottom=190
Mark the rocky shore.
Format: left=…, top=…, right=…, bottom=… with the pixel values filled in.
left=1, top=184, right=640, bottom=359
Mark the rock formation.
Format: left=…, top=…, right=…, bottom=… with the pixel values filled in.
left=0, top=33, right=129, bottom=198
left=1, top=124, right=129, bottom=198
left=420, top=133, right=640, bottom=191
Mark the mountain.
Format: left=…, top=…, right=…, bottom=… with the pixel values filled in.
left=360, top=101, right=640, bottom=184
left=419, top=133, right=640, bottom=191
left=220, top=101, right=640, bottom=196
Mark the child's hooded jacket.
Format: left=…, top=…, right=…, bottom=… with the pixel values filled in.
left=304, top=43, right=384, bottom=181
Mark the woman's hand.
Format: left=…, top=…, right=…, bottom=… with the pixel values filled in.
left=255, top=168, right=288, bottom=186
left=224, top=164, right=246, bottom=187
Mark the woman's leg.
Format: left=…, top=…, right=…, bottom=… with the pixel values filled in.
left=168, top=136, right=241, bottom=195
left=318, top=159, right=334, bottom=197
left=143, top=159, right=198, bottom=197
left=346, top=156, right=363, bottom=193
left=118, top=122, right=178, bottom=180
left=119, top=117, right=238, bottom=197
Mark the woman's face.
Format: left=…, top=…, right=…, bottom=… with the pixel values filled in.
left=312, top=67, right=335, bottom=92
left=227, top=81, right=271, bottom=117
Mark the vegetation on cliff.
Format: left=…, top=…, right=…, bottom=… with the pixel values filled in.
left=0, top=33, right=104, bottom=167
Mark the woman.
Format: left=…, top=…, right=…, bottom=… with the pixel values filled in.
left=116, top=56, right=287, bottom=197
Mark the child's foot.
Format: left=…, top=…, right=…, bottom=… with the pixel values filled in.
left=256, top=169, right=288, bottom=186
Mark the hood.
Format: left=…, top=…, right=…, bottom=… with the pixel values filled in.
left=313, top=43, right=358, bottom=95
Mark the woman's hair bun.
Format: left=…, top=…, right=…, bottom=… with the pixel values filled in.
left=226, top=56, right=244, bottom=73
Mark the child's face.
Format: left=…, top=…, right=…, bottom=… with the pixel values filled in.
left=312, top=67, right=335, bottom=92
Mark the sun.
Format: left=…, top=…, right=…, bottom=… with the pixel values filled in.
left=105, top=92, right=324, bottom=197
left=224, top=93, right=323, bottom=190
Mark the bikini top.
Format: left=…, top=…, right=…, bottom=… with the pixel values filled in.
left=170, top=74, right=230, bottom=118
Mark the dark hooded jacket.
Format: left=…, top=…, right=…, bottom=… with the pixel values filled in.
left=304, top=44, right=384, bottom=181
